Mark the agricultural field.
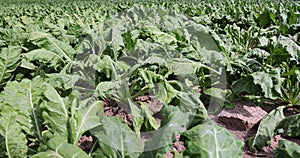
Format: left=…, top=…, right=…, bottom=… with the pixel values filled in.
left=0, top=0, right=299, bottom=157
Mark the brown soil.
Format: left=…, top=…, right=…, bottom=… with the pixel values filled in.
left=103, top=98, right=133, bottom=125
left=217, top=101, right=267, bottom=130
left=215, top=101, right=300, bottom=158
left=164, top=135, right=186, bottom=158
left=135, top=95, right=163, bottom=114
left=78, top=135, right=93, bottom=153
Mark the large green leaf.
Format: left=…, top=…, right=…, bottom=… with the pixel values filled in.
left=232, top=76, right=261, bottom=95
left=153, top=80, right=178, bottom=104
left=42, top=73, right=79, bottom=90
left=0, top=46, right=21, bottom=86
left=72, top=101, right=103, bottom=145
left=94, top=55, right=118, bottom=80
left=147, top=25, right=177, bottom=45
left=182, top=121, right=244, bottom=158
left=31, top=136, right=90, bottom=158
left=0, top=78, right=44, bottom=139
left=131, top=69, right=178, bottom=104
left=256, top=10, right=274, bottom=28
left=143, top=105, right=189, bottom=157
left=278, top=113, right=300, bottom=137
left=248, top=106, right=285, bottom=152
left=92, top=117, right=142, bottom=158
left=277, top=36, right=300, bottom=63
left=251, top=72, right=278, bottom=99
left=41, top=83, right=69, bottom=140
left=29, top=32, right=75, bottom=62
left=274, top=139, right=300, bottom=158
left=23, top=49, right=65, bottom=68
left=172, top=91, right=208, bottom=124
left=95, top=81, right=120, bottom=99
left=0, top=108, right=27, bottom=158
left=128, top=99, right=144, bottom=135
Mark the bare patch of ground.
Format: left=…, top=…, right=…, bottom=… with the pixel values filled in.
left=214, top=101, right=300, bottom=158
left=78, top=135, right=93, bottom=153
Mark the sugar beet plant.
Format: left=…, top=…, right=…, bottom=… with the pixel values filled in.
left=0, top=0, right=299, bottom=158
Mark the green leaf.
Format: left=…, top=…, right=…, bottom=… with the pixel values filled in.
left=256, top=10, right=273, bottom=28
left=94, top=55, right=118, bottom=80
left=287, top=11, right=297, bottom=25
left=277, top=36, right=300, bottom=63
left=92, top=143, right=118, bottom=158
left=182, top=121, right=244, bottom=158
left=29, top=32, right=75, bottom=62
left=31, top=136, right=90, bottom=158
left=95, top=81, right=120, bottom=99
left=141, top=102, right=159, bottom=131
left=43, top=73, right=79, bottom=90
left=147, top=25, right=177, bottom=45
left=0, top=78, right=44, bottom=139
left=172, top=91, right=207, bottom=124
left=143, top=106, right=189, bottom=157
left=153, top=81, right=178, bottom=104
left=128, top=99, right=144, bottom=135
left=0, top=108, right=27, bottom=158
left=251, top=72, right=277, bottom=99
left=248, top=106, right=285, bottom=152
left=204, top=88, right=230, bottom=113
left=132, top=69, right=178, bottom=104
left=41, top=83, right=69, bottom=139
left=0, top=46, right=21, bottom=86
left=246, top=48, right=270, bottom=59
left=72, top=101, right=103, bottom=145
left=275, top=139, right=300, bottom=158
left=232, top=76, right=261, bottom=95
left=278, top=113, right=300, bottom=137
left=92, top=117, right=142, bottom=158
left=204, top=88, right=226, bottom=101
left=23, top=49, right=65, bottom=68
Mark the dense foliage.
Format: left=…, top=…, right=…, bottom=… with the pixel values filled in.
left=0, top=0, right=299, bottom=157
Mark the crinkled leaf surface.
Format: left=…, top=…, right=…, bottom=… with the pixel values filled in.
left=182, top=121, right=244, bottom=158
left=23, top=49, right=65, bottom=68
left=0, top=46, right=21, bottom=86
left=0, top=108, right=27, bottom=158
left=29, top=32, right=75, bottom=62
left=143, top=105, right=189, bottom=157
left=277, top=36, right=300, bottom=63
left=141, top=102, right=159, bottom=131
left=41, top=83, right=69, bottom=140
left=251, top=72, right=279, bottom=99
left=0, top=78, right=44, bottom=138
left=232, top=76, right=261, bottom=95
left=248, top=106, right=285, bottom=152
left=72, top=101, right=103, bottom=145
left=278, top=113, right=300, bottom=137
left=94, top=55, right=118, bottom=80
left=275, top=139, right=300, bottom=158
left=31, top=136, right=90, bottom=158
left=92, top=117, right=142, bottom=158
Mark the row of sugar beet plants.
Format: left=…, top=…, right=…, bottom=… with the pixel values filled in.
left=0, top=0, right=299, bottom=157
